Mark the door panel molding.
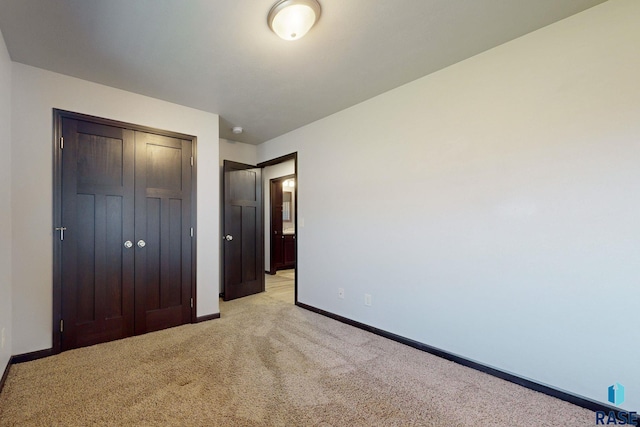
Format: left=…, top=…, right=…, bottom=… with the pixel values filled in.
left=52, top=109, right=198, bottom=354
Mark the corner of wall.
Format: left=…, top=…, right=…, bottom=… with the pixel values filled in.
left=219, top=138, right=259, bottom=166
left=0, top=26, right=13, bottom=376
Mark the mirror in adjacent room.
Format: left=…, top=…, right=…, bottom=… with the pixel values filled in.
left=282, top=178, right=295, bottom=234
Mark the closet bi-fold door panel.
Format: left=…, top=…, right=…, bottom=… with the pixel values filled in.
left=60, top=118, right=135, bottom=350
left=134, top=131, right=192, bottom=335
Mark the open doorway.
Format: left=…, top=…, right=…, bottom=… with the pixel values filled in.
left=269, top=174, right=296, bottom=274
left=219, top=150, right=297, bottom=304
left=258, top=154, right=297, bottom=304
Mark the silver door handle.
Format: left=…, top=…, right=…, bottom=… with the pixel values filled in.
left=124, top=240, right=133, bottom=249
left=55, top=227, right=67, bottom=241
left=224, top=235, right=233, bottom=241
left=137, top=240, right=146, bottom=248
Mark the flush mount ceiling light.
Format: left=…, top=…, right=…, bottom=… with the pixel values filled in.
left=268, top=0, right=321, bottom=41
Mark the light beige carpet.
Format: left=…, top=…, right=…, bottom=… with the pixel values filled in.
left=0, top=270, right=594, bottom=426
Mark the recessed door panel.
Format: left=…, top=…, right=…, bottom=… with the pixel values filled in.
left=242, top=206, right=257, bottom=282
left=145, top=197, right=162, bottom=311
left=146, top=144, right=182, bottom=191
left=77, top=135, right=124, bottom=187
left=231, top=170, right=257, bottom=201
left=166, top=198, right=183, bottom=308
left=76, top=194, right=96, bottom=323
left=105, top=195, right=124, bottom=318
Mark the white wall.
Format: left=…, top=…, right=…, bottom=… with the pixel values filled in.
left=0, top=28, right=13, bottom=375
left=11, top=63, right=220, bottom=355
left=258, top=0, right=640, bottom=411
left=219, top=138, right=258, bottom=167
left=263, top=160, right=295, bottom=270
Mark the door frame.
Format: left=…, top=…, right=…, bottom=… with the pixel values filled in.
left=52, top=109, right=198, bottom=354
left=257, top=152, right=298, bottom=304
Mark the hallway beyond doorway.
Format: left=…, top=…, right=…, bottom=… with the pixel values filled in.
left=265, top=269, right=294, bottom=304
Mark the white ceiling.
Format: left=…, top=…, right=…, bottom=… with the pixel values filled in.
left=0, top=0, right=607, bottom=144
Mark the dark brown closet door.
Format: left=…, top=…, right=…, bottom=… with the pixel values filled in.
left=60, top=118, right=135, bottom=350
left=59, top=115, right=194, bottom=351
left=134, top=132, right=192, bottom=334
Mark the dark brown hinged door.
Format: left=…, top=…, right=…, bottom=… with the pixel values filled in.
left=60, top=118, right=135, bottom=350
left=134, top=131, right=193, bottom=334
left=223, top=160, right=264, bottom=300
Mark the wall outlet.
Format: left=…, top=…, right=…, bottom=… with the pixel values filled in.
left=338, top=288, right=344, bottom=299
left=365, top=294, right=372, bottom=306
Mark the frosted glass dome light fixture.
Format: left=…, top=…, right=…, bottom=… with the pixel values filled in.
left=268, top=0, right=321, bottom=41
